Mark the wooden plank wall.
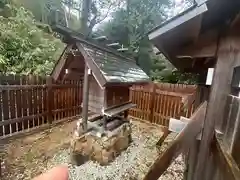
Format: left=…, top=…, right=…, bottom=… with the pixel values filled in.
left=106, top=86, right=130, bottom=108
left=88, top=76, right=104, bottom=114
left=0, top=74, right=82, bottom=138
left=129, top=83, right=197, bottom=127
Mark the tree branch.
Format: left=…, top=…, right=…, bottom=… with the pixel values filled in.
left=88, top=1, right=115, bottom=34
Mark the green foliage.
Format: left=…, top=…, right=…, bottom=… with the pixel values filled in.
left=152, top=68, right=199, bottom=84
left=98, top=9, right=129, bottom=45
left=0, top=0, right=198, bottom=84
left=98, top=0, right=197, bottom=84
left=150, top=54, right=173, bottom=80
left=13, top=0, right=80, bottom=29
left=97, top=0, right=170, bottom=76
left=99, top=0, right=169, bottom=46
left=0, top=3, right=64, bottom=75
left=136, top=37, right=154, bottom=75
left=150, top=54, right=198, bottom=84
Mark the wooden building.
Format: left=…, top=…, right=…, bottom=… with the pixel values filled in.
left=145, top=0, right=240, bottom=180
left=51, top=25, right=149, bottom=165
left=51, top=25, right=149, bottom=132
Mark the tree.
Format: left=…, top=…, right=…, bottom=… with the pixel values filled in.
left=13, top=0, right=61, bottom=22
left=0, top=0, right=123, bottom=75
left=12, top=0, right=81, bottom=30
left=150, top=54, right=174, bottom=81
left=99, top=0, right=170, bottom=43
left=97, top=0, right=170, bottom=75
left=0, top=2, right=64, bottom=75
left=97, top=0, right=199, bottom=84
left=86, top=0, right=123, bottom=36
left=136, top=37, right=154, bottom=75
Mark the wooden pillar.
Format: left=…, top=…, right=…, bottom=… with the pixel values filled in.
left=0, top=159, right=2, bottom=178
left=124, top=110, right=129, bottom=119
left=47, top=77, right=53, bottom=124
left=149, top=83, right=157, bottom=123
left=102, top=88, right=107, bottom=130
left=194, top=32, right=240, bottom=180
left=82, top=64, right=90, bottom=132
left=205, top=152, right=216, bottom=180
left=186, top=140, right=200, bottom=180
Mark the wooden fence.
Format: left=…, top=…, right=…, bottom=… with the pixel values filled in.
left=129, top=83, right=197, bottom=126
left=0, top=75, right=82, bottom=138
left=0, top=75, right=199, bottom=138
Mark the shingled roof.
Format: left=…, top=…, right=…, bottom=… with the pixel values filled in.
left=51, top=25, right=149, bottom=87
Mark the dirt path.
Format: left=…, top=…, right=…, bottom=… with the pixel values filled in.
left=2, top=120, right=77, bottom=180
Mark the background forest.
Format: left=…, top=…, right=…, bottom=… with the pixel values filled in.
left=0, top=0, right=197, bottom=83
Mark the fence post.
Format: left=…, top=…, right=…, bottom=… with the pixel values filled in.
left=149, top=83, right=157, bottom=123
left=47, top=77, right=54, bottom=124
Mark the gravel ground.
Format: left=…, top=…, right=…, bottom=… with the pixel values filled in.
left=45, top=121, right=184, bottom=180
left=2, top=120, right=184, bottom=180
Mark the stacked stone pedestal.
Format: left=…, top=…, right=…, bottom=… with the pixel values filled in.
left=71, top=123, right=131, bottom=166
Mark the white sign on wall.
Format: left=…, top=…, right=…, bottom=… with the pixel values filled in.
left=169, top=118, right=187, bottom=133
left=206, top=68, right=214, bottom=85
left=169, top=117, right=202, bottom=140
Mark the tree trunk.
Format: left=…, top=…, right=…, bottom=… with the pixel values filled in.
left=126, top=0, right=130, bottom=46
left=81, top=0, right=91, bottom=36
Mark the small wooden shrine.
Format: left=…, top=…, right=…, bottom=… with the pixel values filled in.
left=51, top=25, right=149, bottom=165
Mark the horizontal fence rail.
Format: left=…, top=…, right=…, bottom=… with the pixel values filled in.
left=0, top=74, right=83, bottom=138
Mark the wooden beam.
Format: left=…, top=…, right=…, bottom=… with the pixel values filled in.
left=143, top=101, right=207, bottom=180
left=51, top=45, right=73, bottom=81
left=175, top=29, right=219, bottom=58
left=76, top=43, right=107, bottom=88
left=194, top=32, right=240, bottom=180
left=104, top=103, right=136, bottom=117
left=81, top=64, right=90, bottom=132
left=148, top=3, right=207, bottom=40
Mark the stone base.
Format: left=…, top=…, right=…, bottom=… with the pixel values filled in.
left=71, top=123, right=131, bottom=166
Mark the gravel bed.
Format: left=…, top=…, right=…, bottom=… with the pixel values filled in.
left=45, top=121, right=184, bottom=180
left=159, top=155, right=184, bottom=180
left=2, top=120, right=184, bottom=180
